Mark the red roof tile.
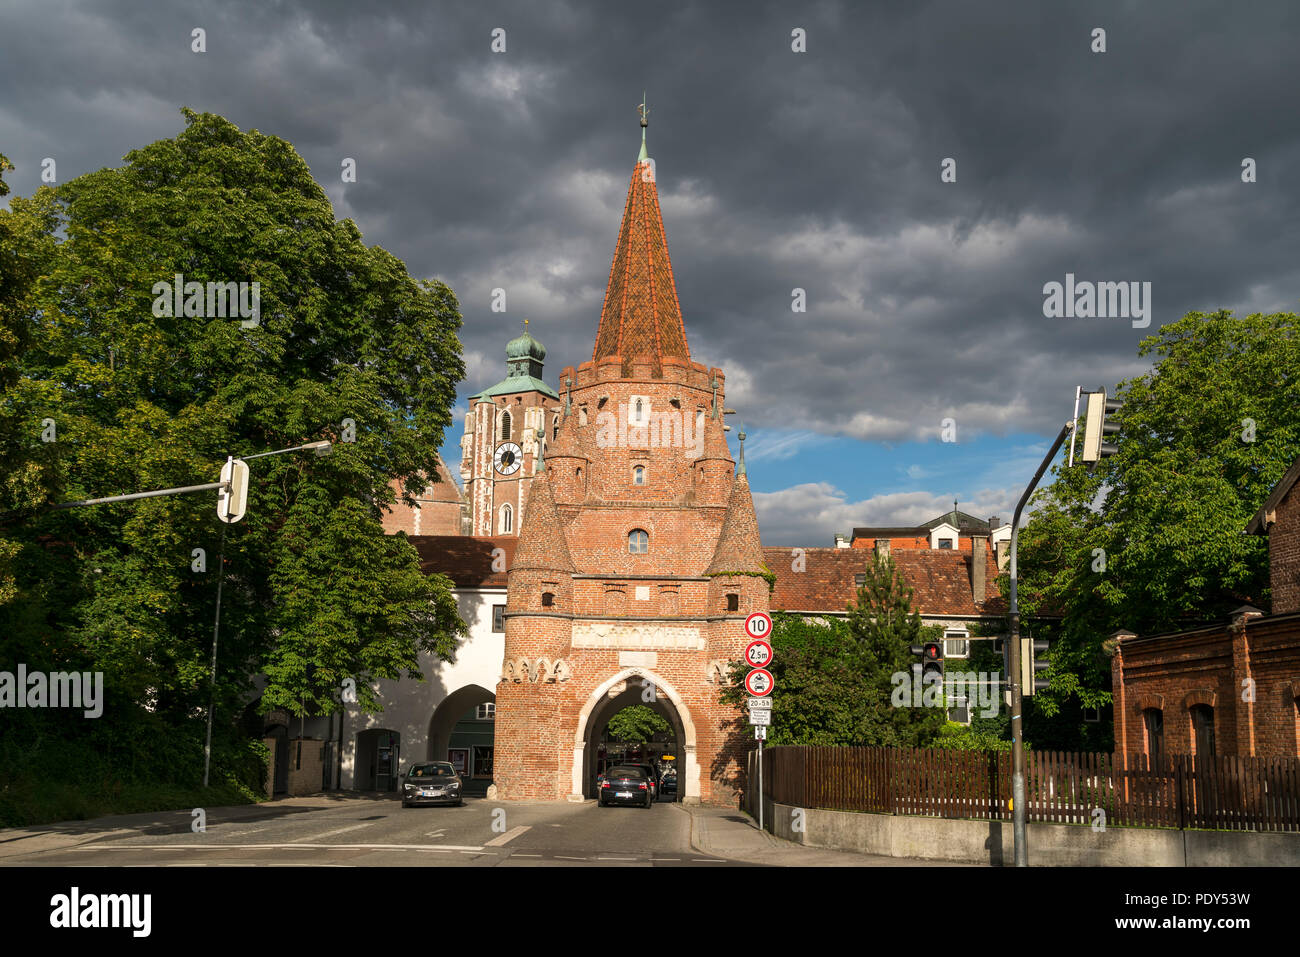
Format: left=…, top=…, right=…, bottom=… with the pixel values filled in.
left=410, top=535, right=516, bottom=587
left=763, top=546, right=1005, bottom=617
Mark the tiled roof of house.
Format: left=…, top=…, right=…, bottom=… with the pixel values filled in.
left=763, top=546, right=1005, bottom=617
left=410, top=535, right=516, bottom=587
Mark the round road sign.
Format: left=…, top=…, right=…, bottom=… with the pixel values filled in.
left=744, top=612, right=773, bottom=640
left=744, top=639, right=774, bottom=668
left=744, top=668, right=774, bottom=697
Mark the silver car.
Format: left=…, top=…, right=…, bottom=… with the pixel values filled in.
left=401, top=762, right=465, bottom=807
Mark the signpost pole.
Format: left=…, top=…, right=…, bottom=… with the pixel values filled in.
left=758, top=735, right=764, bottom=833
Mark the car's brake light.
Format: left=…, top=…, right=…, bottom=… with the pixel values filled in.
left=639, top=782, right=647, bottom=789
left=601, top=781, right=609, bottom=788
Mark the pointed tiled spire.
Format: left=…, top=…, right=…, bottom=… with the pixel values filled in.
left=512, top=472, right=574, bottom=572
left=592, top=106, right=691, bottom=376
left=698, top=414, right=733, bottom=463
left=707, top=473, right=766, bottom=575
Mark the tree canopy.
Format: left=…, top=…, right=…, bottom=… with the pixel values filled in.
left=723, top=552, right=946, bottom=747
left=1014, top=309, right=1300, bottom=717
left=0, top=111, right=468, bottom=804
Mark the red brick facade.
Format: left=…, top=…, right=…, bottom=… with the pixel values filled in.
left=491, top=134, right=767, bottom=805
left=1112, top=456, right=1300, bottom=761
left=380, top=454, right=466, bottom=536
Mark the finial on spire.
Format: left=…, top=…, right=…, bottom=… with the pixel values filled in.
left=737, top=421, right=747, bottom=476
left=524, top=318, right=529, bottom=332
left=637, top=93, right=649, bottom=163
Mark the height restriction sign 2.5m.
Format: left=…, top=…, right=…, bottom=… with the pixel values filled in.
left=744, top=639, right=773, bottom=668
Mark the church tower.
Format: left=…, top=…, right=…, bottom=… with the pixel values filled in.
left=459, top=324, right=563, bottom=536
left=493, top=105, right=769, bottom=805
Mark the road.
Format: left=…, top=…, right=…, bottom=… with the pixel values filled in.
left=0, top=794, right=753, bottom=867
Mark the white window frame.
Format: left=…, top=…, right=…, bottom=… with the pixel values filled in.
left=476, top=702, right=496, bottom=721
left=943, top=628, right=970, bottom=659
left=499, top=502, right=513, bottom=534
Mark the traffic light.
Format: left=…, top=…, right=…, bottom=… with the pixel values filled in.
left=1081, top=388, right=1123, bottom=462
left=1022, top=638, right=1050, bottom=695
left=910, top=640, right=944, bottom=686
left=217, top=457, right=249, bottom=523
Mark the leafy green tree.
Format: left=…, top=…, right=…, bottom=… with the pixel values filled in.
left=1014, top=310, right=1300, bottom=720
left=0, top=111, right=468, bottom=817
left=722, top=552, right=946, bottom=747
left=605, top=705, right=671, bottom=743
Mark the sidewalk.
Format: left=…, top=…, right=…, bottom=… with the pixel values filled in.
left=676, top=803, right=964, bottom=867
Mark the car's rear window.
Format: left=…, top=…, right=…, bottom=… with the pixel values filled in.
left=607, top=766, right=646, bottom=779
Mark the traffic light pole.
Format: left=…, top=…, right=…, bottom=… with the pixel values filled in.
left=1007, top=419, right=1074, bottom=867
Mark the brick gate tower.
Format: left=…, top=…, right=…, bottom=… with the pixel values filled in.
left=492, top=110, right=769, bottom=805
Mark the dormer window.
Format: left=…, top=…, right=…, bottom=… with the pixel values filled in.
left=928, top=522, right=960, bottom=550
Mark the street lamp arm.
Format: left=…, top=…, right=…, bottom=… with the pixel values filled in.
left=53, top=480, right=228, bottom=510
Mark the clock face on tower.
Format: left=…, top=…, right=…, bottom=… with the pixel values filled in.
left=494, top=442, right=523, bottom=475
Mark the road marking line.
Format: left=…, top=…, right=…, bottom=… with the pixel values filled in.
left=124, top=842, right=486, bottom=852
left=597, top=856, right=638, bottom=861
left=656, top=857, right=680, bottom=861
left=554, top=855, right=586, bottom=860
left=292, top=822, right=376, bottom=842
left=484, top=825, right=531, bottom=847
left=512, top=853, right=542, bottom=858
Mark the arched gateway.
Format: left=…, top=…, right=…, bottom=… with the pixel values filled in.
left=491, top=115, right=769, bottom=805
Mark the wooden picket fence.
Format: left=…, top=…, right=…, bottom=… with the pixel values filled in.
left=753, top=745, right=1300, bottom=832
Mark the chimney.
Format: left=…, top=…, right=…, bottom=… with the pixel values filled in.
left=989, top=515, right=1001, bottom=529
left=875, top=539, right=890, bottom=558
left=995, top=539, right=1009, bottom=571
left=971, top=535, right=988, bottom=605
left=834, top=533, right=850, bottom=549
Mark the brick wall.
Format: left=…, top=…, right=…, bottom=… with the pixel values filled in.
left=494, top=355, right=766, bottom=805
left=1270, top=482, right=1300, bottom=614
left=1112, top=612, right=1300, bottom=761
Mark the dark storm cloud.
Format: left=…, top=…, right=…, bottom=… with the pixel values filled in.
left=2, top=0, right=1297, bottom=438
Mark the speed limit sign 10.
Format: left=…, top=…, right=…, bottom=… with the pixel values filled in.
left=744, top=638, right=773, bottom=668
left=744, top=612, right=772, bottom=640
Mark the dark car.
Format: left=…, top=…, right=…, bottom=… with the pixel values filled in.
left=599, top=765, right=653, bottom=808
left=401, top=762, right=465, bottom=807
left=623, top=763, right=659, bottom=801
left=659, top=771, right=678, bottom=801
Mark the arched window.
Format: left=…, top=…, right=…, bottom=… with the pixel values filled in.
left=633, top=465, right=645, bottom=485
left=499, top=410, right=511, bottom=442
left=628, top=529, right=649, bottom=553
left=635, top=398, right=644, bottom=423
left=1191, top=705, right=1215, bottom=757
left=500, top=503, right=512, bottom=534
left=1143, top=709, right=1164, bottom=762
